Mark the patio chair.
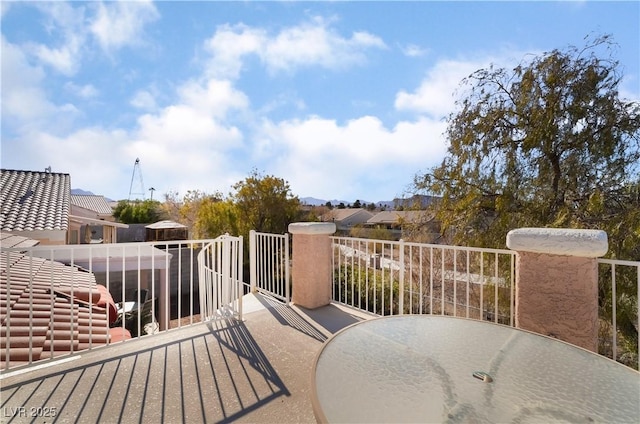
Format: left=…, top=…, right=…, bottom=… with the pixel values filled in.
left=115, top=288, right=149, bottom=315
left=112, top=297, right=157, bottom=337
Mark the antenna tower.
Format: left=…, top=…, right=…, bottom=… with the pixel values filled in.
left=128, top=158, right=146, bottom=201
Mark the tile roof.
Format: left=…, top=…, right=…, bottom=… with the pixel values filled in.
left=70, top=194, right=114, bottom=215
left=323, top=208, right=374, bottom=222
left=1, top=236, right=130, bottom=368
left=366, top=210, right=433, bottom=225
left=145, top=220, right=187, bottom=229
left=0, top=169, right=71, bottom=232
left=0, top=232, right=40, bottom=249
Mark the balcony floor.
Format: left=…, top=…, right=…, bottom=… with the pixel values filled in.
left=0, top=294, right=372, bottom=423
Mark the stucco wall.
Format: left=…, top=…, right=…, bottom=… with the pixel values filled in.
left=289, top=222, right=336, bottom=309
left=291, top=233, right=332, bottom=309
left=515, top=252, right=599, bottom=351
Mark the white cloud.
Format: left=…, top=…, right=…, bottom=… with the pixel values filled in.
left=177, top=79, right=249, bottom=119
left=395, top=59, right=484, bottom=118
left=15, top=1, right=158, bottom=76
left=259, top=93, right=307, bottom=115
left=0, top=2, right=11, bottom=19
left=24, top=2, right=87, bottom=75
left=110, top=77, right=251, bottom=197
left=257, top=115, right=448, bottom=200
left=135, top=105, right=242, bottom=152
left=30, top=39, right=82, bottom=76
left=1, top=36, right=57, bottom=124
left=395, top=49, right=541, bottom=119
left=64, top=82, right=99, bottom=99
left=1, top=35, right=86, bottom=138
left=400, top=43, right=429, bottom=58
left=204, top=17, right=386, bottom=79
left=90, top=0, right=159, bottom=52
left=204, top=24, right=266, bottom=80
left=262, top=19, right=386, bottom=74
left=7, top=89, right=248, bottom=200
left=8, top=127, right=131, bottom=199
left=130, top=90, right=157, bottom=111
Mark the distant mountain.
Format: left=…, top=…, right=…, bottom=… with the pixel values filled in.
left=300, top=197, right=353, bottom=206
left=300, top=195, right=438, bottom=210
left=301, top=197, right=393, bottom=208
left=71, top=188, right=95, bottom=196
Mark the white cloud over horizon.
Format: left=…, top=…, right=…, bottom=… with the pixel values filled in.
left=259, top=115, right=448, bottom=200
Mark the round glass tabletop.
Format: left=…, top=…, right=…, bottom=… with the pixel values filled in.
left=311, top=315, right=639, bottom=423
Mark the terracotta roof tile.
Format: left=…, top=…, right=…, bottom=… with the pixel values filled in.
left=0, top=169, right=71, bottom=232
left=1, top=247, right=131, bottom=368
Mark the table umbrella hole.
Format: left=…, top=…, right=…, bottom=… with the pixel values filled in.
left=472, top=371, right=493, bottom=383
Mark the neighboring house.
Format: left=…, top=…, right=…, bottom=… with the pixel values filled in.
left=0, top=168, right=127, bottom=245
left=0, top=168, right=71, bottom=245
left=366, top=210, right=440, bottom=241
left=366, top=210, right=429, bottom=229
left=70, top=194, right=115, bottom=220
left=322, top=208, right=375, bottom=233
left=0, top=232, right=130, bottom=368
left=69, top=194, right=128, bottom=244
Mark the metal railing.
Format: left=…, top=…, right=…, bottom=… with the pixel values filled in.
left=597, top=258, right=639, bottom=369
left=3, top=233, right=637, bottom=372
left=331, top=237, right=516, bottom=324
left=198, top=234, right=244, bottom=321
left=1, top=239, right=217, bottom=371
left=249, top=230, right=290, bottom=303
left=331, top=236, right=639, bottom=370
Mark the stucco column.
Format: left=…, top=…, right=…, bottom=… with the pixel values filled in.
left=288, top=222, right=336, bottom=309
left=506, top=228, right=608, bottom=352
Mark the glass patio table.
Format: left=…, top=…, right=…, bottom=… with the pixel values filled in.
left=311, top=315, right=639, bottom=423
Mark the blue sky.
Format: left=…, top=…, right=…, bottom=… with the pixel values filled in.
left=2, top=1, right=639, bottom=203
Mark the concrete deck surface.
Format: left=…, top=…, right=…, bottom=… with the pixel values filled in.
left=0, top=294, right=373, bottom=424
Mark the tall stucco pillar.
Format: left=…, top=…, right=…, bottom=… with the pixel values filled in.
left=288, top=222, right=336, bottom=309
left=506, top=228, right=608, bottom=352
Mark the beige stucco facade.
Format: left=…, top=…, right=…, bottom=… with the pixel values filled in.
left=507, top=228, right=608, bottom=352
left=514, top=252, right=599, bottom=351
left=5, top=229, right=67, bottom=245
left=289, top=222, right=336, bottom=309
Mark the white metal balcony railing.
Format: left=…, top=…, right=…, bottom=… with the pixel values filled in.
left=1, top=233, right=638, bottom=372
left=331, top=236, right=639, bottom=369
left=198, top=234, right=244, bottom=321
left=597, top=258, right=640, bottom=368
left=249, top=230, right=290, bottom=303
left=1, top=238, right=241, bottom=372
left=331, top=237, right=516, bottom=324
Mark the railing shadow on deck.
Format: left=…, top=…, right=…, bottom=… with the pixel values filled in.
left=0, top=319, right=291, bottom=424
left=205, top=319, right=290, bottom=423
left=254, top=294, right=366, bottom=343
